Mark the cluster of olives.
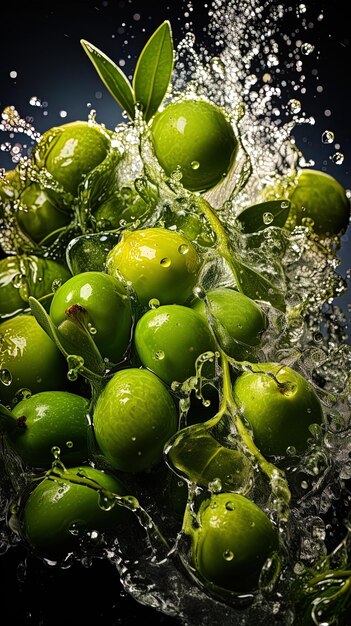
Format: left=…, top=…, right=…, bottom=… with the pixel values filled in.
left=0, top=95, right=349, bottom=609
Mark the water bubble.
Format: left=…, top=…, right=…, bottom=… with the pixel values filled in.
left=301, top=43, right=315, bottom=55
left=193, top=286, right=206, bottom=300
left=191, top=161, right=200, bottom=170
left=88, top=323, right=97, bottom=335
left=0, top=368, right=12, bottom=386
left=263, top=212, right=274, bottom=225
left=178, top=244, right=189, bottom=255
left=225, top=501, right=235, bottom=511
left=321, top=130, right=334, bottom=144
left=160, top=257, right=171, bottom=268
left=51, top=446, right=61, bottom=460
left=223, top=550, right=234, bottom=561
left=148, top=298, right=160, bottom=309
left=330, top=152, right=344, bottom=165
left=66, top=441, right=74, bottom=448
left=155, top=350, right=165, bottom=360
left=287, top=99, right=302, bottom=114
left=208, top=478, right=222, bottom=493
left=280, top=200, right=290, bottom=209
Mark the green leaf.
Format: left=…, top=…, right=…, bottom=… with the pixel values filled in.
left=28, top=297, right=105, bottom=380
left=133, top=21, right=174, bottom=122
left=166, top=424, right=252, bottom=491
left=80, top=39, right=135, bottom=120
left=236, top=199, right=290, bottom=233
left=230, top=256, right=286, bottom=311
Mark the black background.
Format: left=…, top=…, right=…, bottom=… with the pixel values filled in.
left=0, top=1, right=350, bottom=625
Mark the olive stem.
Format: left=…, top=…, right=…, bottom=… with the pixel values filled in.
left=194, top=196, right=244, bottom=293
left=205, top=352, right=291, bottom=507
left=308, top=569, right=351, bottom=586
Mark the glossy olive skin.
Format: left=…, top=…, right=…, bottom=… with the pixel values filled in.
left=17, top=182, right=70, bottom=243
left=289, top=169, right=350, bottom=236
left=49, top=271, right=132, bottom=364
left=151, top=99, right=238, bottom=192
left=93, top=368, right=178, bottom=472
left=0, top=314, right=68, bottom=406
left=232, top=362, right=324, bottom=456
left=34, top=121, right=110, bottom=196
left=189, top=492, right=279, bottom=593
left=8, top=391, right=90, bottom=468
left=0, top=255, right=71, bottom=319
left=134, top=304, right=217, bottom=386
left=192, top=287, right=267, bottom=361
left=20, top=465, right=130, bottom=559
left=106, top=227, right=201, bottom=306
left=94, top=183, right=158, bottom=230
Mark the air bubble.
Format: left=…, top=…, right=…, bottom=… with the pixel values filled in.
left=148, top=298, right=160, bottom=309
left=321, top=130, right=334, bottom=144
left=0, top=368, right=12, bottom=386
left=330, top=152, right=344, bottom=165
left=263, top=212, right=274, bottom=225
left=223, top=550, right=234, bottom=561
left=191, top=161, right=200, bottom=170
left=155, top=350, right=165, bottom=360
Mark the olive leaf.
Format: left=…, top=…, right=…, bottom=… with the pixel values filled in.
left=166, top=424, right=253, bottom=491
left=230, top=255, right=286, bottom=311
left=236, top=199, right=290, bottom=233
left=80, top=39, right=135, bottom=120
left=133, top=21, right=174, bottom=122
left=28, top=297, right=105, bottom=380
left=81, top=21, right=174, bottom=122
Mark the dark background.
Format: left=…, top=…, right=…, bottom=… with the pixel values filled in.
left=0, top=1, right=350, bottom=625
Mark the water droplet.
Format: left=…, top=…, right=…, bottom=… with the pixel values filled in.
left=191, top=161, right=200, bottom=170
left=0, top=368, right=12, bottom=386
left=330, top=152, right=344, bottom=165
left=51, top=446, right=61, bottom=460
left=88, top=323, right=97, bottom=335
left=98, top=491, right=115, bottom=511
left=66, top=441, right=73, bottom=448
left=263, top=212, right=274, bottom=225
left=280, top=201, right=290, bottom=209
left=148, top=298, right=160, bottom=309
left=225, top=501, right=235, bottom=511
left=321, top=130, right=334, bottom=144
left=208, top=478, right=222, bottom=493
left=155, top=350, right=165, bottom=360
left=301, top=43, right=315, bottom=55
left=160, top=257, right=171, bottom=268
left=52, top=278, right=62, bottom=292
left=287, top=99, right=301, bottom=114
left=178, top=244, right=189, bottom=255
left=223, top=550, right=234, bottom=561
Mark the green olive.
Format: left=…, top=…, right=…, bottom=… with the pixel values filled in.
left=134, top=304, right=216, bottom=386
left=17, top=182, right=70, bottom=243
left=20, top=465, right=131, bottom=559
left=192, top=287, right=267, bottom=361
left=7, top=391, right=91, bottom=468
left=33, top=121, right=110, bottom=196
left=232, top=362, right=324, bottom=455
left=0, top=254, right=71, bottom=319
left=106, top=227, right=201, bottom=306
left=49, top=271, right=132, bottom=364
left=0, top=314, right=68, bottom=406
left=151, top=99, right=238, bottom=192
left=93, top=367, right=178, bottom=472
left=189, top=492, right=279, bottom=592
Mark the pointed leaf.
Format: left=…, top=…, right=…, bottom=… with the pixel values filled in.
left=236, top=199, right=290, bottom=233
left=81, top=39, right=135, bottom=119
left=230, top=256, right=286, bottom=311
left=133, top=21, right=174, bottom=122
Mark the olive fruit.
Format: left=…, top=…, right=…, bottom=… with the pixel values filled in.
left=289, top=169, right=350, bottom=236
left=151, top=99, right=238, bottom=192
left=49, top=271, right=132, bottom=364
left=189, top=492, right=279, bottom=592
left=0, top=314, right=68, bottom=406
left=106, top=227, right=201, bottom=306
left=134, top=304, right=216, bottom=385
left=17, top=182, right=70, bottom=243
left=6, top=391, right=90, bottom=468
left=232, top=362, right=324, bottom=456
left=93, top=367, right=178, bottom=472
left=0, top=254, right=71, bottom=319
left=192, top=287, right=267, bottom=361
left=33, top=120, right=110, bottom=196
left=20, top=465, right=130, bottom=559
